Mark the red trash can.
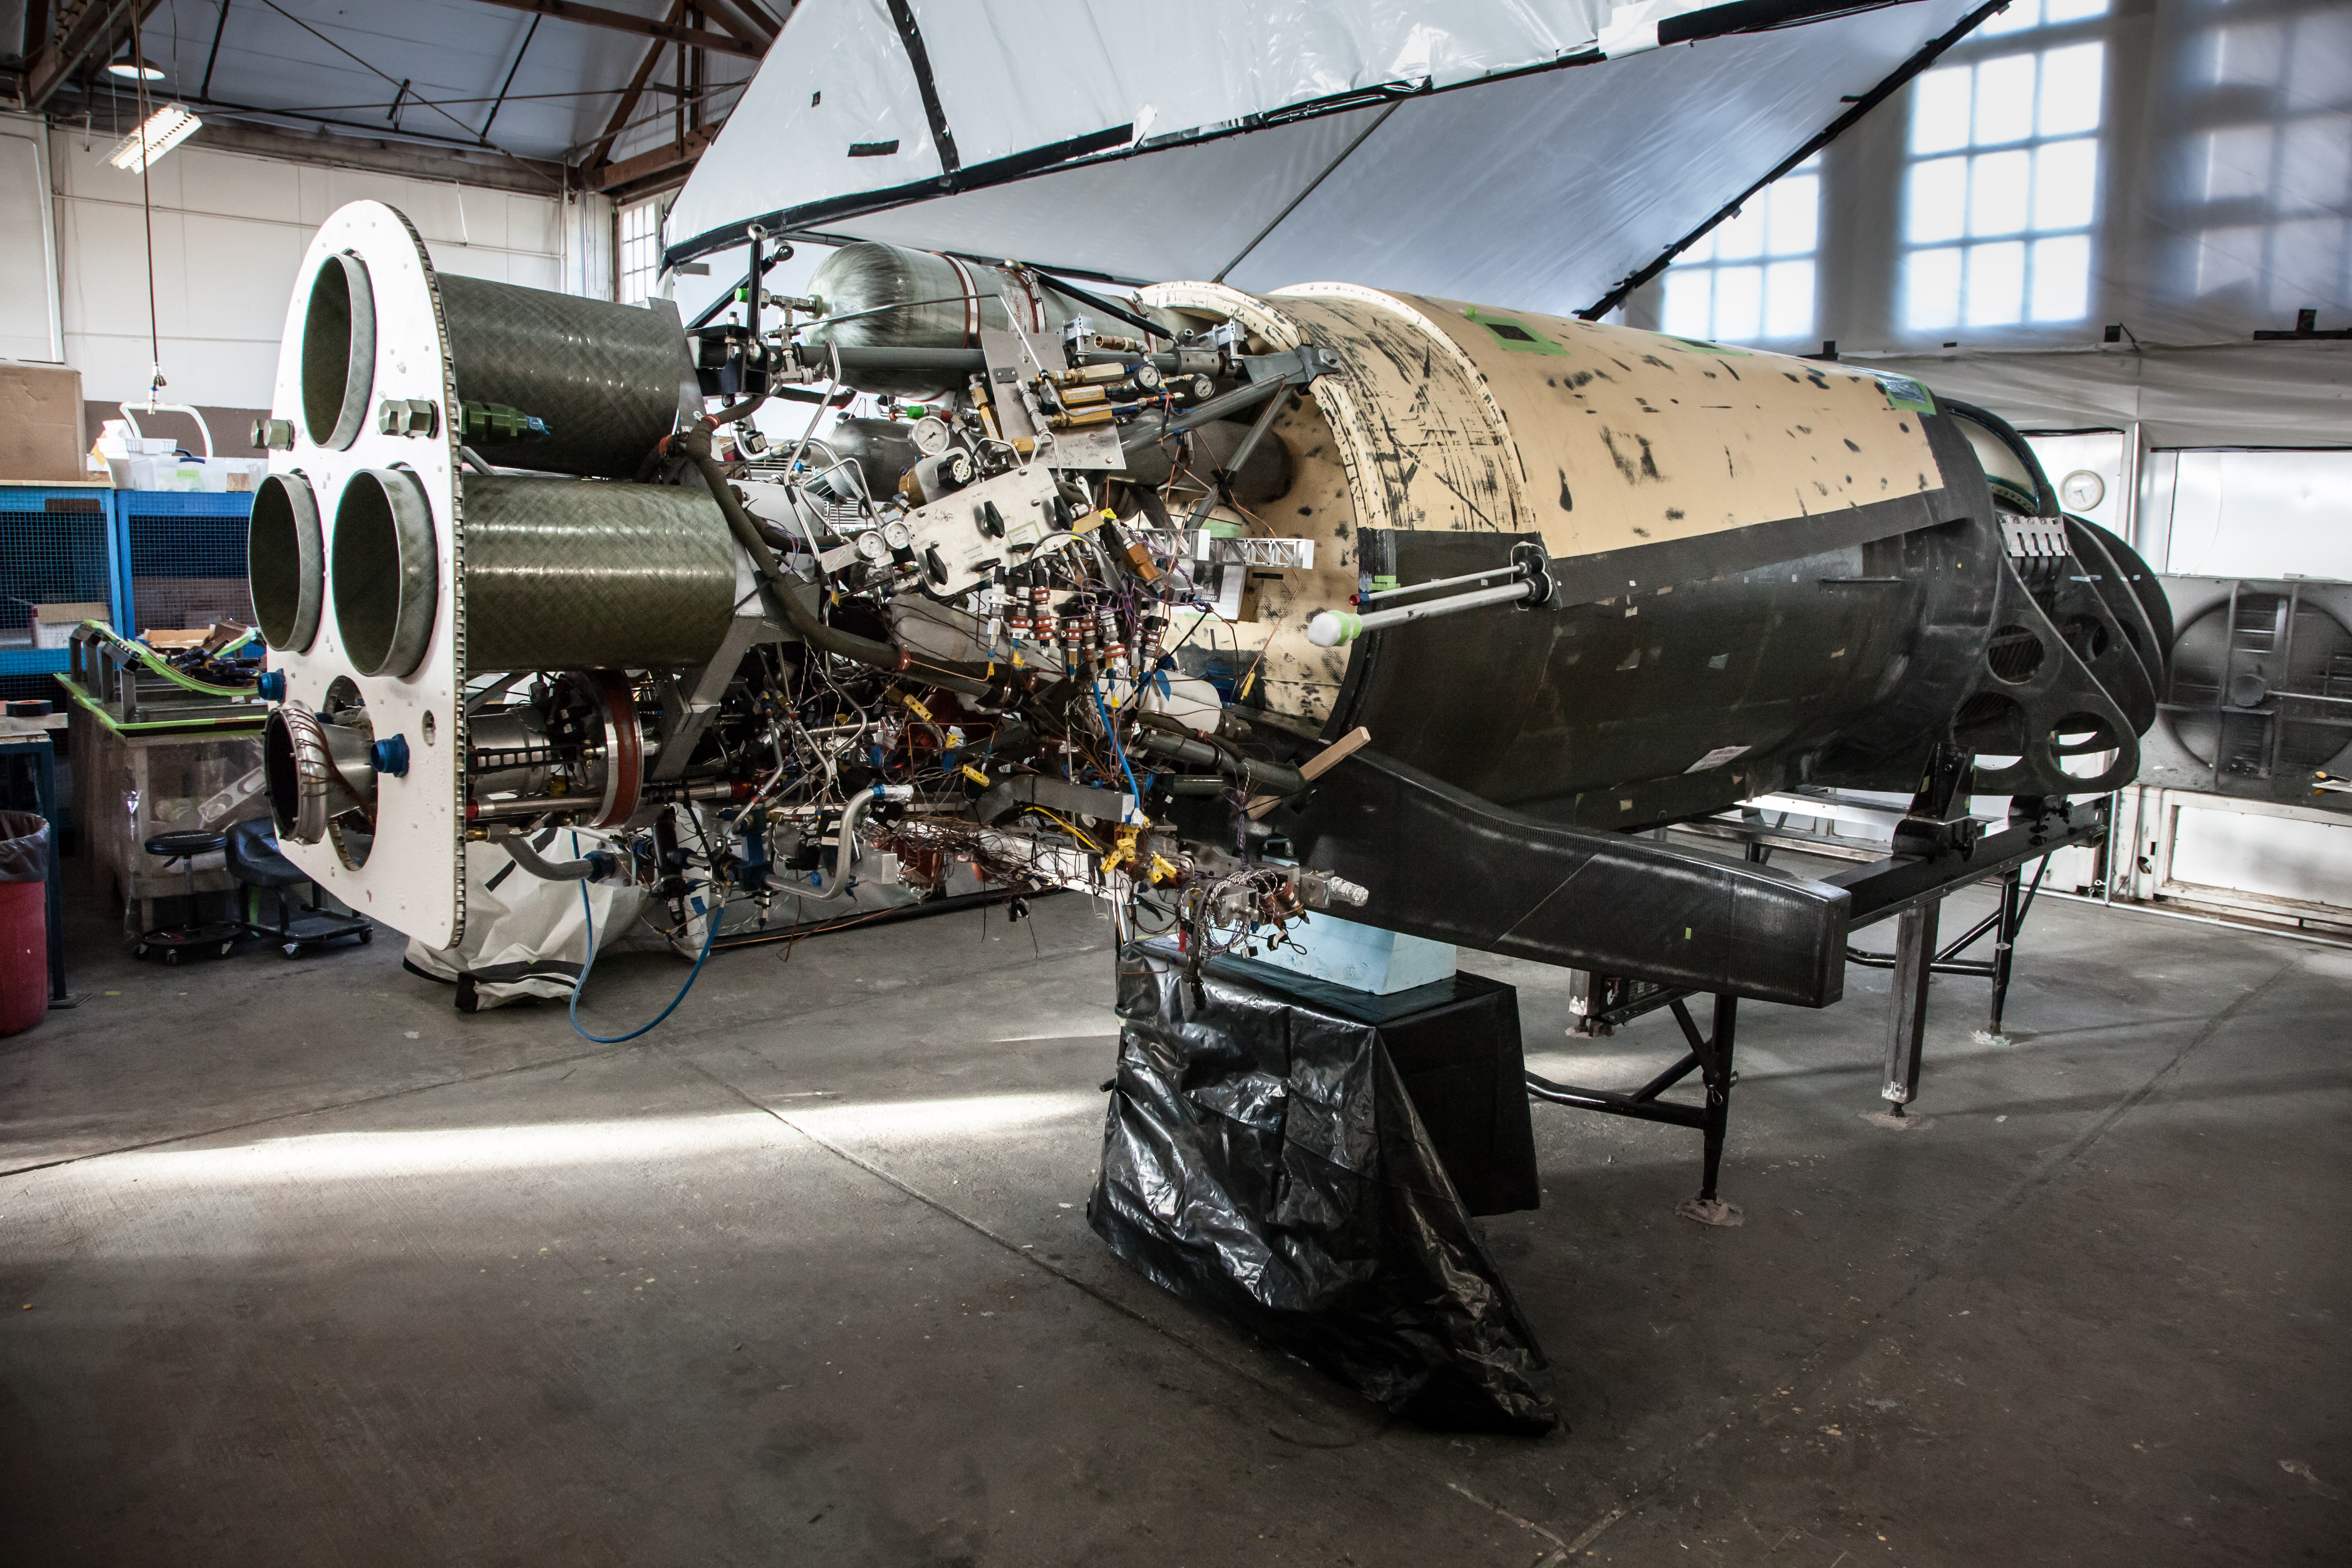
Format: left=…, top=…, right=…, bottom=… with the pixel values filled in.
left=0, top=810, right=49, bottom=1037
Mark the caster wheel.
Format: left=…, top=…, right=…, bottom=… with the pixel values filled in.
left=282, top=944, right=302, bottom=959
left=218, top=941, right=235, bottom=957
left=358, top=928, right=374, bottom=944
left=134, top=943, right=147, bottom=958
left=163, top=950, right=179, bottom=965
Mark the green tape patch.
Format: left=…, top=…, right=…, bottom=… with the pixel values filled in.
left=1465, top=306, right=1568, bottom=355
left=1870, top=372, right=1936, bottom=414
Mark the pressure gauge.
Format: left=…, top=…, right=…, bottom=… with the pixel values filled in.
left=910, top=414, right=953, bottom=455
left=854, top=530, right=889, bottom=564
left=881, top=519, right=915, bottom=555
left=1132, top=363, right=1163, bottom=391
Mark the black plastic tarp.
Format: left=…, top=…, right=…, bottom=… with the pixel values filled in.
left=0, top=812, right=48, bottom=883
left=1089, top=941, right=1557, bottom=1434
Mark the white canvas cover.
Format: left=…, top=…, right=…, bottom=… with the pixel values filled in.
left=666, top=0, right=1989, bottom=316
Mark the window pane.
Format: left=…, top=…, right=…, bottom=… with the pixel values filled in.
left=1662, top=269, right=1714, bottom=338
left=1970, top=147, right=2033, bottom=236
left=2043, top=0, right=2109, bottom=21
left=1966, top=239, right=2028, bottom=325
left=2030, top=234, right=2092, bottom=320
left=1714, top=265, right=1764, bottom=341
left=1767, top=175, right=1819, bottom=255
left=2207, top=21, right=2284, bottom=87
left=1913, top=67, right=1974, bottom=155
left=2033, top=138, right=2099, bottom=230
left=1906, top=247, right=1964, bottom=330
left=1765, top=259, right=1816, bottom=339
left=1715, top=203, right=1766, bottom=262
left=2202, top=124, right=2275, bottom=202
left=2037, top=42, right=2104, bottom=138
left=1982, top=0, right=2040, bottom=36
left=2267, top=217, right=2349, bottom=315
left=1974, top=54, right=2037, bottom=146
left=1909, top=157, right=1970, bottom=244
left=2194, top=226, right=2264, bottom=295
left=2278, top=114, right=2352, bottom=215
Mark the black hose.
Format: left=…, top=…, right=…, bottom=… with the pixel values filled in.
left=492, top=828, right=599, bottom=881
left=1132, top=730, right=1305, bottom=797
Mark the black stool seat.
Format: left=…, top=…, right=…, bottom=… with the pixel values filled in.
left=146, top=830, right=227, bottom=861
left=135, top=830, right=241, bottom=965
left=222, top=818, right=371, bottom=958
left=225, top=819, right=306, bottom=888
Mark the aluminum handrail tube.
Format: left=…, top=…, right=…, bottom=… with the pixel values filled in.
left=1306, top=577, right=1538, bottom=647
left=1361, top=565, right=1527, bottom=604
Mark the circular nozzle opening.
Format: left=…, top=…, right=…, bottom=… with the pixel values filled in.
left=332, top=468, right=438, bottom=677
left=248, top=472, right=325, bottom=650
left=301, top=252, right=376, bottom=449
left=264, top=686, right=378, bottom=864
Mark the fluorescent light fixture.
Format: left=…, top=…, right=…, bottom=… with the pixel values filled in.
left=106, top=103, right=203, bottom=172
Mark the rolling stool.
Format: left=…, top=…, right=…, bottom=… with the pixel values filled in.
left=135, top=830, right=248, bottom=964
left=225, top=819, right=372, bottom=957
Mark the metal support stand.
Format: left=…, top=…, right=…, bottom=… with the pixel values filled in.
left=1847, top=856, right=2049, bottom=1119
left=1527, top=992, right=1743, bottom=1226
left=1877, top=898, right=1939, bottom=1123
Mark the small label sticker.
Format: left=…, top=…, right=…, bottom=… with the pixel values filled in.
left=1686, top=744, right=1751, bottom=773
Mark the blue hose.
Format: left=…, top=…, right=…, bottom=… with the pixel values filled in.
left=567, top=830, right=720, bottom=1043
left=1092, top=678, right=1142, bottom=815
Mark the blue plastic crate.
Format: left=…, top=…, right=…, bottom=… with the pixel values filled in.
left=115, top=489, right=254, bottom=635
left=0, top=485, right=121, bottom=664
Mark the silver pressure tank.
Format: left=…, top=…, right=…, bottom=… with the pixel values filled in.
left=803, top=241, right=1075, bottom=396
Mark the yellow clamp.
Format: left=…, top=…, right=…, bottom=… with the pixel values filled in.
left=899, top=694, right=934, bottom=723
left=1147, top=853, right=1181, bottom=887
left=1101, top=825, right=1140, bottom=874
left=960, top=763, right=992, bottom=787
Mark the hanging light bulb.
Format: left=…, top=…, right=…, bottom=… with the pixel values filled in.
left=105, top=45, right=165, bottom=81
left=106, top=103, right=204, bottom=172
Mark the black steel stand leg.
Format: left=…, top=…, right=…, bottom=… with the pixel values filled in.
left=1698, top=991, right=1738, bottom=1201
left=1879, top=897, right=1939, bottom=1122
left=1676, top=994, right=1745, bottom=1228
left=1986, top=868, right=2021, bottom=1040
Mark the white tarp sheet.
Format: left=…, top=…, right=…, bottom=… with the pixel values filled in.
left=667, top=0, right=1985, bottom=316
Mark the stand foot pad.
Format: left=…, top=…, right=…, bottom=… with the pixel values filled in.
left=1676, top=1197, right=1745, bottom=1228
left=1863, top=1109, right=1934, bottom=1131
left=1971, top=1029, right=2012, bottom=1047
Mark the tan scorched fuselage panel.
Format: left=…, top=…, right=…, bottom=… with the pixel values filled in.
left=1139, top=280, right=1952, bottom=729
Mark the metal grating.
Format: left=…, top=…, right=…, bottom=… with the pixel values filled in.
left=0, top=494, right=113, bottom=671
left=119, top=492, right=255, bottom=636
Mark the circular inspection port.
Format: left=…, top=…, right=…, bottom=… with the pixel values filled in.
left=248, top=472, right=325, bottom=650
left=332, top=468, right=438, bottom=677
left=301, top=251, right=376, bottom=449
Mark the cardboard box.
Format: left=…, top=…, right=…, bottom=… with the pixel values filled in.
left=34, top=601, right=108, bottom=649
left=0, top=361, right=88, bottom=482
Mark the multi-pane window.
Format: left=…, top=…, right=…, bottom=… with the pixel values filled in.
left=1902, top=0, right=2110, bottom=332
left=1661, top=156, right=1820, bottom=345
left=617, top=196, right=667, bottom=306
left=2181, top=0, right=2352, bottom=319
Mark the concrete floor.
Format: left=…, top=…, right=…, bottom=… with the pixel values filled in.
left=2, top=869, right=2346, bottom=1567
